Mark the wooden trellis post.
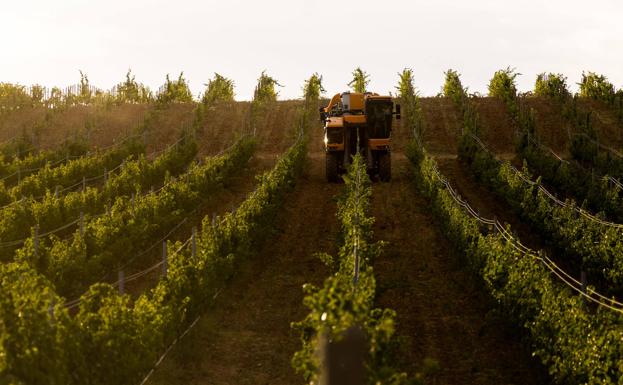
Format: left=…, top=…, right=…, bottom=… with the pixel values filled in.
left=118, top=270, right=125, bottom=295
left=320, top=327, right=365, bottom=385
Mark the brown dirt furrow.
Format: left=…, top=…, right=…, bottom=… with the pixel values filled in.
left=435, top=157, right=547, bottom=253
left=522, top=97, right=571, bottom=155
left=257, top=100, right=304, bottom=154
left=0, top=104, right=150, bottom=150
left=372, top=156, right=548, bottom=385
left=199, top=101, right=251, bottom=156
left=148, top=156, right=339, bottom=385
left=577, top=98, right=623, bottom=150
left=199, top=100, right=304, bottom=157
left=420, top=97, right=461, bottom=155
left=148, top=125, right=340, bottom=384
left=122, top=153, right=279, bottom=297
left=473, top=97, right=517, bottom=156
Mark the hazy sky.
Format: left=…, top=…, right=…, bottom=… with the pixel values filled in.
left=1, top=0, right=621, bottom=100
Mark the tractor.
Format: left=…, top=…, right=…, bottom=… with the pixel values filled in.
left=319, top=92, right=400, bottom=182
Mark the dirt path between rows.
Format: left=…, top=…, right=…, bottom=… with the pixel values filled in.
left=435, top=158, right=548, bottom=254
left=148, top=150, right=341, bottom=385
left=122, top=152, right=279, bottom=298
left=371, top=156, right=548, bottom=385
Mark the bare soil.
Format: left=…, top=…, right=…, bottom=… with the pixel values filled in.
left=11, top=98, right=566, bottom=383
left=472, top=97, right=517, bottom=157
left=120, top=101, right=306, bottom=295
left=120, top=154, right=279, bottom=298
left=197, top=100, right=306, bottom=157
left=144, top=98, right=550, bottom=385
left=576, top=98, right=623, bottom=150
left=146, top=107, right=342, bottom=385
left=371, top=155, right=548, bottom=385
left=147, top=157, right=340, bottom=385
left=0, top=104, right=151, bottom=150
left=522, top=97, right=571, bottom=155
left=436, top=157, right=548, bottom=254
left=419, top=97, right=462, bottom=155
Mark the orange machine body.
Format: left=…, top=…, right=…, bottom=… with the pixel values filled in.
left=320, top=92, right=400, bottom=182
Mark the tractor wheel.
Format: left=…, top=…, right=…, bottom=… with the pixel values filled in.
left=326, top=152, right=339, bottom=182
left=379, top=153, right=391, bottom=181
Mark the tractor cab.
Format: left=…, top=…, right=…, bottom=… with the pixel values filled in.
left=320, top=92, right=400, bottom=182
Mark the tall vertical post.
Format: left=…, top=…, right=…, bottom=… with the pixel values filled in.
left=320, top=327, right=365, bottom=385
left=48, top=296, right=55, bottom=323
left=80, top=211, right=84, bottom=236
left=82, top=176, right=86, bottom=192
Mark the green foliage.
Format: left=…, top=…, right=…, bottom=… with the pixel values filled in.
left=430, top=79, right=623, bottom=383
left=460, top=124, right=623, bottom=294
left=115, top=69, right=153, bottom=104
left=8, top=137, right=144, bottom=202
left=193, top=73, right=236, bottom=132
left=0, top=263, right=75, bottom=385
left=577, top=71, right=623, bottom=124
left=397, top=68, right=415, bottom=99
left=253, top=70, right=281, bottom=103
left=488, top=67, right=519, bottom=115
left=0, top=83, right=33, bottom=113
left=78, top=70, right=92, bottom=105
left=16, top=137, right=251, bottom=297
left=442, top=69, right=466, bottom=107
left=0, top=134, right=36, bottom=161
left=442, top=70, right=480, bottom=136
left=396, top=68, right=424, bottom=138
left=250, top=71, right=282, bottom=127
left=0, top=102, right=312, bottom=385
left=48, top=87, right=63, bottom=109
left=303, top=73, right=325, bottom=100
left=29, top=85, right=45, bottom=106
left=348, top=67, right=370, bottom=93
left=570, top=133, right=623, bottom=179
left=0, top=70, right=156, bottom=112
left=200, top=73, right=235, bottom=106
left=0, top=139, right=89, bottom=187
left=534, top=73, right=569, bottom=100
left=579, top=71, right=615, bottom=101
left=0, top=136, right=197, bottom=264
left=292, top=155, right=408, bottom=384
left=517, top=135, right=623, bottom=223
left=408, top=128, right=623, bottom=385
left=488, top=69, right=623, bottom=227
left=156, top=72, right=194, bottom=107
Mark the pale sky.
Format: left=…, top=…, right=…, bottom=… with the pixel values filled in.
left=1, top=0, right=621, bottom=100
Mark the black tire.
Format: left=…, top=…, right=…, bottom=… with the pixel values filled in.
left=379, top=153, right=391, bottom=181
left=326, top=152, right=339, bottom=182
